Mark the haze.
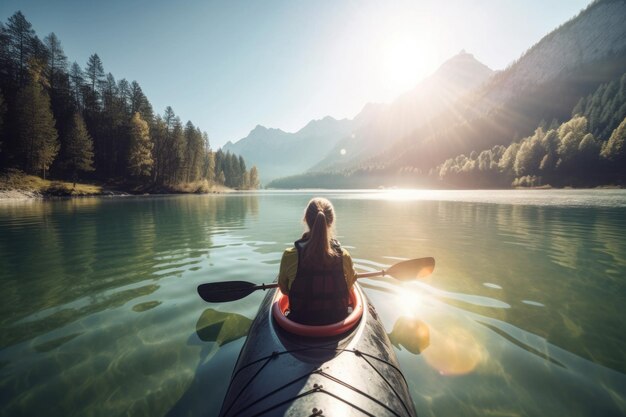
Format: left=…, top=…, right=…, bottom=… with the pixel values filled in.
left=0, top=0, right=590, bottom=148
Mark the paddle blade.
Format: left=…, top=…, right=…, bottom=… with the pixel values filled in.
left=386, top=257, right=435, bottom=281
left=197, top=281, right=257, bottom=303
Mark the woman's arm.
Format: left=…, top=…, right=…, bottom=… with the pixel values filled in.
left=342, top=248, right=357, bottom=289
left=278, top=248, right=298, bottom=294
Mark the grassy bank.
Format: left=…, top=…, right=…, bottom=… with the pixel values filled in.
left=0, top=170, right=237, bottom=199
left=0, top=170, right=103, bottom=198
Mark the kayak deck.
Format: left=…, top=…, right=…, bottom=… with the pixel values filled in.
left=219, top=284, right=417, bottom=417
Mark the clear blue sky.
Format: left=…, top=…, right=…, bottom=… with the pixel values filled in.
left=1, top=0, right=591, bottom=148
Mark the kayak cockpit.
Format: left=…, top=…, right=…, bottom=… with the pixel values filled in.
left=271, top=285, right=364, bottom=337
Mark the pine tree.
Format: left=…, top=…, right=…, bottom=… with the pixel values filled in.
left=170, top=117, right=186, bottom=183
left=15, top=75, right=59, bottom=178
left=249, top=166, right=260, bottom=189
left=601, top=116, right=626, bottom=167
left=84, top=53, right=104, bottom=112
left=0, top=89, right=5, bottom=153
left=117, top=78, right=130, bottom=114
left=151, top=115, right=167, bottom=184
left=6, top=11, right=36, bottom=86
left=85, top=53, right=104, bottom=96
left=63, top=112, right=94, bottom=186
left=69, top=61, right=84, bottom=109
left=127, top=112, right=153, bottom=178
left=43, top=32, right=68, bottom=93
left=129, top=81, right=153, bottom=123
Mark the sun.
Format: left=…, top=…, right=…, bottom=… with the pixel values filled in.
left=380, top=31, right=438, bottom=93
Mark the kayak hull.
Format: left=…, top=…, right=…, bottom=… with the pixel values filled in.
left=218, top=284, right=417, bottom=417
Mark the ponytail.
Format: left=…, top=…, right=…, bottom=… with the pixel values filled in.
left=301, top=198, right=339, bottom=267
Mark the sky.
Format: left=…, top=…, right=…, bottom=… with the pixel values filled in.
left=1, top=0, right=591, bottom=148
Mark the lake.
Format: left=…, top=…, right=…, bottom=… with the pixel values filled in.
left=1, top=190, right=625, bottom=417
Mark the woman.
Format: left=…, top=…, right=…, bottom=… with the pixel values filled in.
left=278, top=197, right=357, bottom=325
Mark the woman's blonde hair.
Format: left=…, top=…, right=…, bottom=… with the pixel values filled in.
left=301, top=197, right=339, bottom=267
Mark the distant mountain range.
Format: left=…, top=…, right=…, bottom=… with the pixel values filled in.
left=224, top=51, right=493, bottom=184
left=309, top=51, right=494, bottom=173
left=226, top=0, right=626, bottom=188
left=223, top=116, right=355, bottom=184
left=369, top=0, right=626, bottom=177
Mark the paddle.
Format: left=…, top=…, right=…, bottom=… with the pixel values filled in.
left=197, top=257, right=435, bottom=303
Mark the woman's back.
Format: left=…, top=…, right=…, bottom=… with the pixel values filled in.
left=278, top=198, right=356, bottom=325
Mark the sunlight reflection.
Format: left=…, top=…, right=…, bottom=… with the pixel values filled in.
left=397, top=291, right=421, bottom=315
left=381, top=189, right=441, bottom=201
left=422, top=325, right=486, bottom=376
left=389, top=316, right=430, bottom=355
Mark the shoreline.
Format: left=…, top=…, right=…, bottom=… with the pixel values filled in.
left=2, top=185, right=623, bottom=201
left=0, top=172, right=239, bottom=201
left=0, top=188, right=238, bottom=201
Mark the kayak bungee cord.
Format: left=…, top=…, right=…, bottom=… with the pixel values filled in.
left=220, top=347, right=413, bottom=417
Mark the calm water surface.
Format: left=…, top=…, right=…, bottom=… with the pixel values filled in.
left=1, top=190, right=625, bottom=417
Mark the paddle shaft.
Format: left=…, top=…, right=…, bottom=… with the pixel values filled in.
left=252, top=282, right=279, bottom=291
left=257, top=270, right=388, bottom=289
left=243, top=272, right=381, bottom=293
left=198, top=256, right=434, bottom=303
left=355, top=270, right=387, bottom=278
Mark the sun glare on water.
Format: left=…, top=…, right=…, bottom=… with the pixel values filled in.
left=381, top=189, right=441, bottom=201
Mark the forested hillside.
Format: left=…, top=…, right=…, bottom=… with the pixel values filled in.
left=269, top=0, right=626, bottom=189
left=0, top=11, right=259, bottom=192
left=433, top=73, right=626, bottom=188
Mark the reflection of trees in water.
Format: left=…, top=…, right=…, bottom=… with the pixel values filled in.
left=0, top=194, right=260, bottom=349
left=429, top=201, right=626, bottom=373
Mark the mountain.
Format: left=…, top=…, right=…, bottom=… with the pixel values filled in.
left=309, top=51, right=494, bottom=172
left=222, top=116, right=354, bottom=184
left=365, top=0, right=626, bottom=177
left=269, top=0, right=626, bottom=189
left=224, top=51, right=493, bottom=185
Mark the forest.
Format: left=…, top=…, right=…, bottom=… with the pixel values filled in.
left=432, top=73, right=626, bottom=188
left=0, top=11, right=259, bottom=192
left=269, top=71, right=626, bottom=189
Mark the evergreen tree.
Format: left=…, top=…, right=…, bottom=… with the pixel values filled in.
left=601, top=116, right=626, bottom=171
left=0, top=89, right=5, bottom=153
left=183, top=121, right=196, bottom=182
left=102, top=73, right=117, bottom=112
left=127, top=112, right=153, bottom=178
left=204, top=150, right=215, bottom=183
left=117, top=78, right=130, bottom=114
left=129, top=81, right=153, bottom=123
left=69, top=61, right=84, bottom=109
left=249, top=165, right=260, bottom=189
left=214, top=149, right=224, bottom=180
left=5, top=11, right=36, bottom=86
left=170, top=117, right=186, bottom=183
left=85, top=53, right=104, bottom=97
left=557, top=116, right=588, bottom=173
left=84, top=53, right=104, bottom=113
left=43, top=32, right=67, bottom=93
left=15, top=74, right=59, bottom=178
left=150, top=115, right=167, bottom=184
left=63, top=112, right=94, bottom=186
left=201, top=132, right=215, bottom=182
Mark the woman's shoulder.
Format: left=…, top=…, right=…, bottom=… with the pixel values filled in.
left=329, top=239, right=351, bottom=258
